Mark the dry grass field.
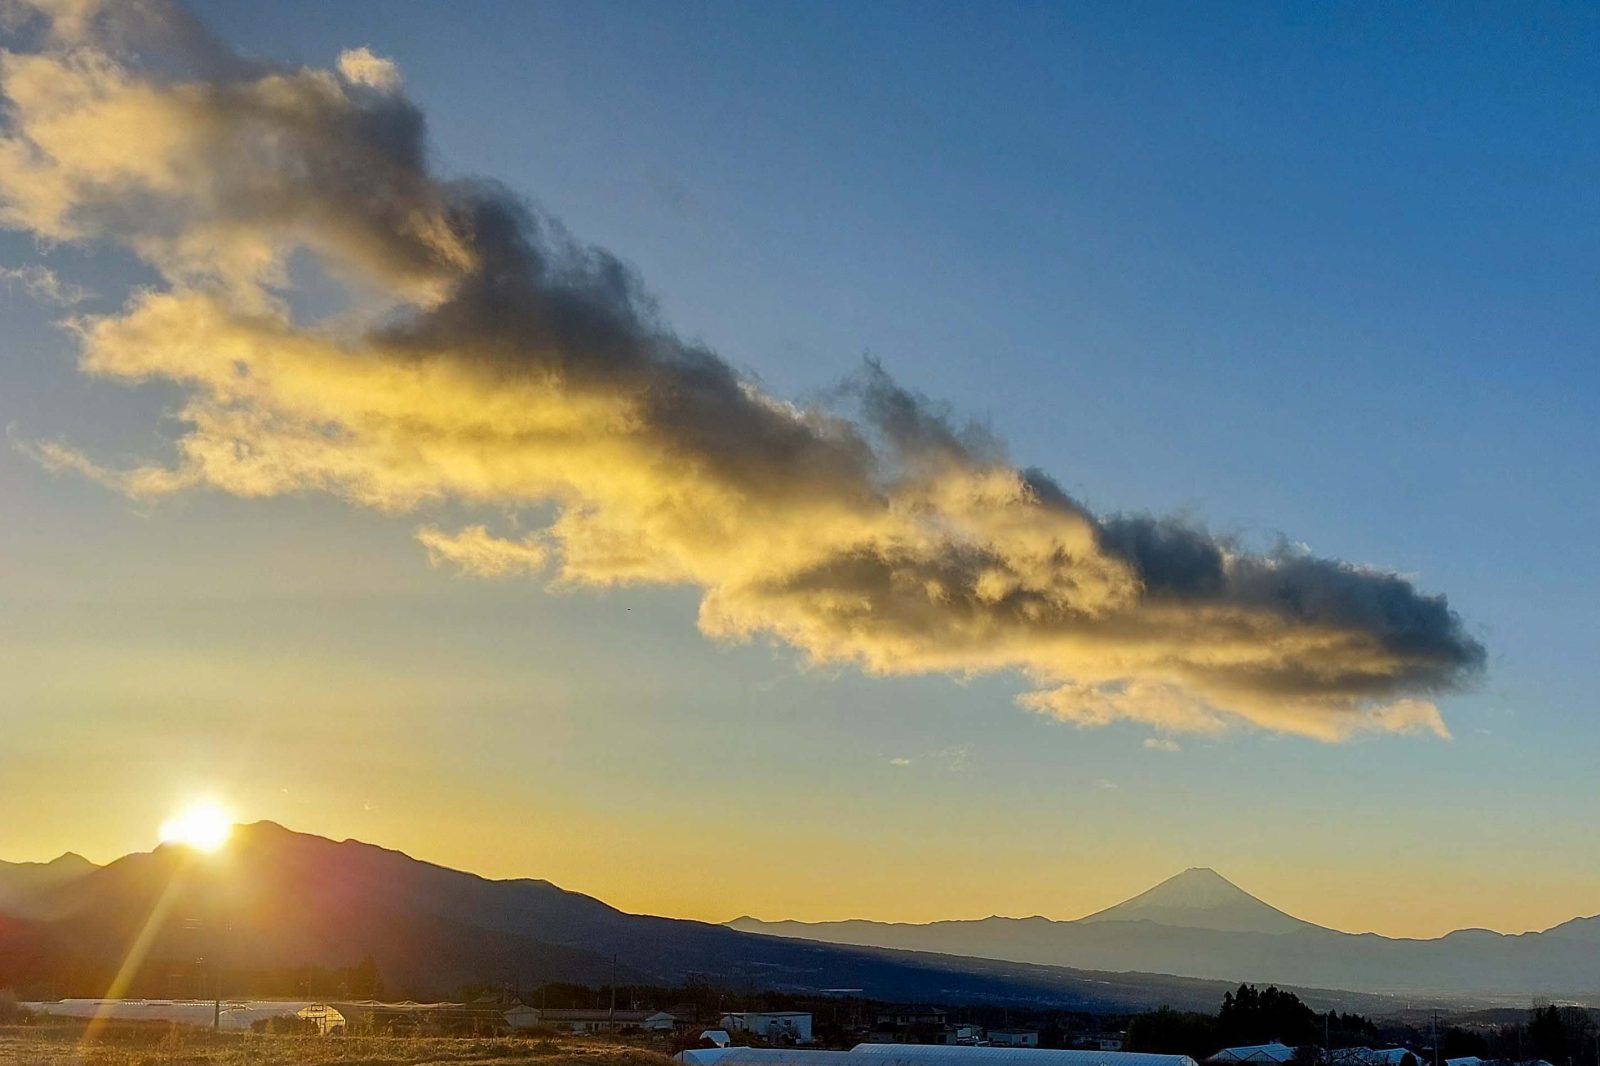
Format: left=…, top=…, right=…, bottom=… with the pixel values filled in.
left=0, top=1025, right=680, bottom=1066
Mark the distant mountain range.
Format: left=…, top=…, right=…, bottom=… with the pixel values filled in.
left=0, top=853, right=96, bottom=914
left=6, top=827, right=1596, bottom=1012
left=727, top=867, right=1600, bottom=1001
left=0, top=823, right=1392, bottom=1013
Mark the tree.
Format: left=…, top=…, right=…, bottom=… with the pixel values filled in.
left=0, top=989, right=30, bottom=1024
left=1438, top=1028, right=1487, bottom=1060
left=1218, top=985, right=1319, bottom=1048
left=1325, top=1011, right=1378, bottom=1050
left=347, top=955, right=385, bottom=999
left=1128, top=1007, right=1222, bottom=1059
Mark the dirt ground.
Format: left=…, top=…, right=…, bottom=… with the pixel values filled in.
left=0, top=1026, right=680, bottom=1066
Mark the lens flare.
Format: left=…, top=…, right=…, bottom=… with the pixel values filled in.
left=157, top=803, right=233, bottom=852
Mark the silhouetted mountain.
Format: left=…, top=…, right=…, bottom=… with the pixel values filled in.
left=727, top=871, right=1600, bottom=1002
left=0, top=853, right=97, bottom=917
left=0, top=822, right=1393, bottom=1012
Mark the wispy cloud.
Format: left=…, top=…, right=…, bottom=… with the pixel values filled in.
left=0, top=0, right=1484, bottom=743
left=1142, top=737, right=1181, bottom=752
left=417, top=524, right=549, bottom=577
left=0, top=264, right=88, bottom=305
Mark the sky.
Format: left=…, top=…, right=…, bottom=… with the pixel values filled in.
left=1, top=0, right=1598, bottom=940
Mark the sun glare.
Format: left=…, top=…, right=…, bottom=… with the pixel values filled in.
left=158, top=803, right=233, bottom=852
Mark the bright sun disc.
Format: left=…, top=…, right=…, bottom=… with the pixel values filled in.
left=158, top=803, right=233, bottom=852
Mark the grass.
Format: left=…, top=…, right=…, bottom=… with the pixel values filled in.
left=0, top=1025, right=681, bottom=1066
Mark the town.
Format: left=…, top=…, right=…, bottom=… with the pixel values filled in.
left=13, top=983, right=1596, bottom=1066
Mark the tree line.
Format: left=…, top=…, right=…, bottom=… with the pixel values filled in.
left=1127, top=986, right=1600, bottom=1066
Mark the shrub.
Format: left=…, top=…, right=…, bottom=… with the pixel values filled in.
left=0, top=988, right=32, bottom=1024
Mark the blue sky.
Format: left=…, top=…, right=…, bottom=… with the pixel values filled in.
left=3, top=0, right=1598, bottom=936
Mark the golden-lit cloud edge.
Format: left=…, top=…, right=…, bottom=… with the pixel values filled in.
left=0, top=0, right=1484, bottom=742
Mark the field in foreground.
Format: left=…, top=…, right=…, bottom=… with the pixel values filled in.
left=0, top=1027, right=679, bottom=1066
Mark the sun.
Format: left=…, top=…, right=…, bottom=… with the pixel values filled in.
left=158, top=802, right=234, bottom=852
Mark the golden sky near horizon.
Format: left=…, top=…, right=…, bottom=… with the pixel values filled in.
left=5, top=0, right=1600, bottom=950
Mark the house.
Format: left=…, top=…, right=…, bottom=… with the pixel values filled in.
left=504, top=1004, right=542, bottom=1030
left=877, top=1006, right=949, bottom=1028
left=989, top=1030, right=1040, bottom=1047
left=720, top=1011, right=814, bottom=1044
left=869, top=1005, right=950, bottom=1044
left=1208, top=1045, right=1299, bottom=1065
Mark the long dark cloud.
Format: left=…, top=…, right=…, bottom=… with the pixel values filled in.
left=0, top=0, right=1484, bottom=740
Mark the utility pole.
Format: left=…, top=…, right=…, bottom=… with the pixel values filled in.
left=1432, top=1010, right=1439, bottom=1066
left=609, top=955, right=617, bottom=1020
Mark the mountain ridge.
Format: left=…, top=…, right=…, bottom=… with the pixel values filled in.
left=8, top=823, right=1599, bottom=1007
left=725, top=868, right=1600, bottom=1000
left=0, top=852, right=99, bottom=918
left=0, top=821, right=1400, bottom=1013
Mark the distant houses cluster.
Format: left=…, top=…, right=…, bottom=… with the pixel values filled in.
left=502, top=1002, right=1081, bottom=1051
left=498, top=1006, right=814, bottom=1045
left=859, top=1004, right=1121, bottom=1049
left=1208, top=1044, right=1412, bottom=1066
left=670, top=1046, right=1568, bottom=1066
left=676, top=1047, right=1200, bottom=1066
left=515, top=1004, right=1022, bottom=1049
left=1203, top=1043, right=1558, bottom=1066
left=502, top=1006, right=683, bottom=1033
left=27, top=995, right=1141, bottom=1051
left=22, top=993, right=1569, bottom=1066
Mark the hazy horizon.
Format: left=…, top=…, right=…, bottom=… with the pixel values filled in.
left=6, top=817, right=1594, bottom=942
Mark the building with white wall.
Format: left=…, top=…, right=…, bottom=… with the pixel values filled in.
left=721, top=1012, right=814, bottom=1045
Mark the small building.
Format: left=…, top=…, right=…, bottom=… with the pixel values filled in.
left=296, top=1004, right=347, bottom=1035
left=504, top=1004, right=542, bottom=1030
left=720, top=1011, right=814, bottom=1045
left=1364, top=1052, right=1418, bottom=1066
left=851, top=1045, right=1199, bottom=1066
left=869, top=1005, right=951, bottom=1044
left=989, top=1030, right=1040, bottom=1048
left=877, top=1006, right=949, bottom=1028
left=1208, top=1045, right=1299, bottom=1066
left=1328, top=1050, right=1418, bottom=1066
left=678, top=1052, right=881, bottom=1066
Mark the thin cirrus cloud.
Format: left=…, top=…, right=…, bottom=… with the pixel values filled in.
left=416, top=524, right=549, bottom=579
left=0, top=0, right=1485, bottom=742
left=1, top=262, right=87, bottom=304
